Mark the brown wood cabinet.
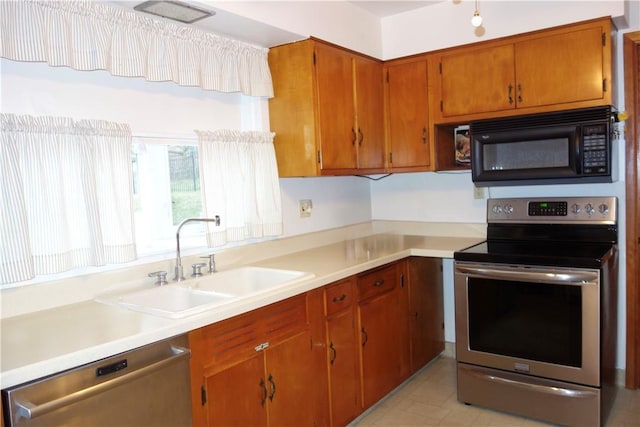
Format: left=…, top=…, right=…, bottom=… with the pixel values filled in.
left=269, top=38, right=385, bottom=177
left=188, top=294, right=317, bottom=427
left=434, top=17, right=612, bottom=121
left=406, top=257, right=445, bottom=372
left=324, top=278, right=360, bottom=426
left=356, top=262, right=410, bottom=409
left=188, top=258, right=445, bottom=427
left=384, top=58, right=433, bottom=172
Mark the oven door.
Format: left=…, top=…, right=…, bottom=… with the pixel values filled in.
left=454, top=261, right=600, bottom=387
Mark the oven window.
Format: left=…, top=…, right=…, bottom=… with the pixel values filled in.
left=468, top=278, right=582, bottom=367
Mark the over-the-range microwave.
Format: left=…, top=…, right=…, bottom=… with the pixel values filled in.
left=470, top=106, right=616, bottom=187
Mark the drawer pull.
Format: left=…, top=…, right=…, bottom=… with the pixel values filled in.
left=332, top=294, right=347, bottom=303
left=373, top=279, right=385, bottom=287
left=268, top=374, right=276, bottom=402
left=361, top=327, right=368, bottom=347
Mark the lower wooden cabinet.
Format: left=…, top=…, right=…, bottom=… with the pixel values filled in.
left=188, top=258, right=444, bottom=427
left=407, top=257, right=445, bottom=372
left=357, top=262, right=410, bottom=409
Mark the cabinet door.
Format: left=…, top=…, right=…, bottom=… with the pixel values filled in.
left=358, top=290, right=406, bottom=408
left=440, top=44, right=515, bottom=117
left=354, top=56, right=385, bottom=170
left=327, top=309, right=360, bottom=426
left=515, top=25, right=606, bottom=108
left=315, top=43, right=357, bottom=171
left=386, top=60, right=431, bottom=169
left=204, top=355, right=267, bottom=427
left=266, top=331, right=316, bottom=426
left=407, top=257, right=444, bottom=372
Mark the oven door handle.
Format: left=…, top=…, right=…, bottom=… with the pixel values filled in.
left=467, top=369, right=598, bottom=399
left=456, top=265, right=598, bottom=285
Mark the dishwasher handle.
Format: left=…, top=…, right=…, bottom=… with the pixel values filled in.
left=15, top=346, right=191, bottom=421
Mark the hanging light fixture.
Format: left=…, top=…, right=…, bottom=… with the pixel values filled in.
left=471, top=0, right=483, bottom=27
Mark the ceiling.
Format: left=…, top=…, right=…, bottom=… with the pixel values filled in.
left=108, top=1, right=440, bottom=48
left=349, top=1, right=440, bottom=17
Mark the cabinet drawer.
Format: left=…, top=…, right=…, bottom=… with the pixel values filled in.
left=325, top=278, right=354, bottom=316
left=357, top=264, right=398, bottom=301
left=197, top=294, right=308, bottom=369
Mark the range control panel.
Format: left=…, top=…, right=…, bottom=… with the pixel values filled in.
left=487, top=197, right=617, bottom=224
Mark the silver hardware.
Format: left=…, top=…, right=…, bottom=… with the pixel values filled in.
left=191, top=262, right=207, bottom=277
left=174, top=216, right=220, bottom=281
left=200, top=253, right=216, bottom=274
left=148, top=270, right=169, bottom=286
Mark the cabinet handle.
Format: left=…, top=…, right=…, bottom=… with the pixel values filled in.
left=351, top=128, right=357, bottom=145
left=329, top=341, right=337, bottom=365
left=517, top=83, right=523, bottom=103
left=508, top=84, right=514, bottom=104
left=373, top=279, right=385, bottom=287
left=358, top=128, right=364, bottom=146
left=421, top=127, right=427, bottom=144
left=259, top=378, right=267, bottom=407
left=332, top=294, right=347, bottom=303
left=268, top=374, right=276, bottom=402
left=361, top=327, right=368, bottom=347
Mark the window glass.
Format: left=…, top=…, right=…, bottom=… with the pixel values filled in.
left=132, top=137, right=206, bottom=256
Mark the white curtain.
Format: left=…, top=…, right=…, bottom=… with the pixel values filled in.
left=0, top=0, right=274, bottom=97
left=0, top=114, right=136, bottom=285
left=197, top=130, right=282, bottom=247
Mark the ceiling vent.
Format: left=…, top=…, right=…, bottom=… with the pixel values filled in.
left=134, top=1, right=214, bottom=24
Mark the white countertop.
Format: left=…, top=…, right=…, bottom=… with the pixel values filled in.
left=1, top=228, right=484, bottom=389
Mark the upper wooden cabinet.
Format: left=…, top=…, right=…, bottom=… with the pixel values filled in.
left=433, top=17, right=613, bottom=121
left=269, top=38, right=385, bottom=177
left=384, top=58, right=433, bottom=172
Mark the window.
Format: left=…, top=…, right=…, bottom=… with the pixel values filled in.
left=132, top=136, right=207, bottom=256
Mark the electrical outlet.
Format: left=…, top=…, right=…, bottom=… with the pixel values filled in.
left=474, top=186, right=488, bottom=200
left=299, top=199, right=312, bottom=217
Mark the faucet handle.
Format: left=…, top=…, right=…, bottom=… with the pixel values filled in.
left=191, top=262, right=207, bottom=277
left=200, top=253, right=216, bottom=273
left=148, top=270, right=169, bottom=286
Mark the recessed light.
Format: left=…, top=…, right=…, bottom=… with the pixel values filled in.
left=134, top=1, right=214, bottom=24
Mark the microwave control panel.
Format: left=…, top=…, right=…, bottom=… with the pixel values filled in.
left=581, top=124, right=609, bottom=174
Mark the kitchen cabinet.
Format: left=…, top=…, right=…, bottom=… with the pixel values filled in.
left=434, top=17, right=612, bottom=121
left=406, top=257, right=444, bottom=372
left=324, top=278, right=360, bottom=426
left=356, top=262, right=410, bottom=409
left=268, top=38, right=385, bottom=177
left=384, top=58, right=433, bottom=172
left=188, top=294, right=317, bottom=427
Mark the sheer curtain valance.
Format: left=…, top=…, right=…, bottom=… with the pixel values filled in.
left=0, top=0, right=274, bottom=97
left=197, top=130, right=282, bottom=247
left=0, top=114, right=137, bottom=285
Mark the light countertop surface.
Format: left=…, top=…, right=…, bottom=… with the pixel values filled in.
left=1, top=230, right=483, bottom=389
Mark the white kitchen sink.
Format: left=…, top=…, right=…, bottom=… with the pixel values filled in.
left=96, top=285, right=234, bottom=319
left=95, top=266, right=314, bottom=319
left=189, top=266, right=314, bottom=296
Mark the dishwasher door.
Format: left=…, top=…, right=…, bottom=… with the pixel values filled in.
left=2, top=335, right=192, bottom=427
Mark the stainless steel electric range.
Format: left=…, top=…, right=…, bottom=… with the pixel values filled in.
left=453, top=196, right=618, bottom=426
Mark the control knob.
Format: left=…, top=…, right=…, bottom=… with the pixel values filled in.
left=585, top=203, right=595, bottom=216
left=504, top=204, right=514, bottom=214
left=492, top=205, right=503, bottom=214
left=598, top=203, right=609, bottom=215
left=571, top=203, right=581, bottom=214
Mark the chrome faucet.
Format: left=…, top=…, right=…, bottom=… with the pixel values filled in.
left=174, top=216, right=220, bottom=281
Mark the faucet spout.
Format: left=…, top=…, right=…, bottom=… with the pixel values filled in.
left=174, top=216, right=220, bottom=281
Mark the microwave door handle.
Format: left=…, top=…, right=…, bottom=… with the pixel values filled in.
left=456, top=265, right=598, bottom=285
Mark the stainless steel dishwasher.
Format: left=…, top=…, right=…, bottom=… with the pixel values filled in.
left=2, top=334, right=192, bottom=427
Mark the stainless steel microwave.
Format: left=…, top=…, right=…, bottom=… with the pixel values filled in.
left=470, top=106, right=615, bottom=186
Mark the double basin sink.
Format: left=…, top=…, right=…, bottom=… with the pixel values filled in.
left=96, top=267, right=314, bottom=319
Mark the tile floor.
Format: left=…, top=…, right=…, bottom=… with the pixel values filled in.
left=349, top=356, right=640, bottom=427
